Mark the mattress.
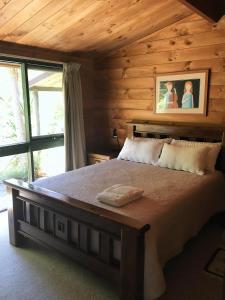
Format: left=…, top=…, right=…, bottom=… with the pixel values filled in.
left=34, top=159, right=225, bottom=300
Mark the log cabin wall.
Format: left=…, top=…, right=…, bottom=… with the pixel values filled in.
left=88, top=14, right=225, bottom=150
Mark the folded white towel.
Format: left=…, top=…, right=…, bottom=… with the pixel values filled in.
left=96, top=184, right=144, bottom=207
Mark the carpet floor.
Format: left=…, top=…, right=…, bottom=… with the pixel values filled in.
left=0, top=212, right=118, bottom=300
left=0, top=211, right=224, bottom=300
left=159, top=220, right=224, bottom=300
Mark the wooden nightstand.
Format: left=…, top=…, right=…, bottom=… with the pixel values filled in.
left=88, top=151, right=118, bottom=165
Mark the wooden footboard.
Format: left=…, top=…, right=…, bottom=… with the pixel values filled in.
left=4, top=179, right=150, bottom=300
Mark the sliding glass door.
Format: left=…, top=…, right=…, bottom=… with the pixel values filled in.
left=0, top=59, right=64, bottom=210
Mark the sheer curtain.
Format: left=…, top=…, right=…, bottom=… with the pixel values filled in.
left=63, top=62, right=86, bottom=171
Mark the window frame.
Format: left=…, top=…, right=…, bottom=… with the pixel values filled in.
left=0, top=56, right=64, bottom=181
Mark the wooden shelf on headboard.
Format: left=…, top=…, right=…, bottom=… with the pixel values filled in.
left=127, top=120, right=225, bottom=139
left=127, top=119, right=225, bottom=129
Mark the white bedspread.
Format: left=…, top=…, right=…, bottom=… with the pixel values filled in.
left=34, top=159, right=225, bottom=299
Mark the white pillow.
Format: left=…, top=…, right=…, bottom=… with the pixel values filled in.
left=158, top=143, right=209, bottom=175
left=117, top=137, right=168, bottom=165
left=171, top=139, right=221, bottom=172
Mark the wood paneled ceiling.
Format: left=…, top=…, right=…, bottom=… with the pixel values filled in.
left=0, top=0, right=194, bottom=56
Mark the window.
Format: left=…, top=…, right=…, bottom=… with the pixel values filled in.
left=28, top=68, right=64, bottom=136
left=0, top=59, right=64, bottom=210
left=0, top=64, right=25, bottom=146
left=33, top=147, right=65, bottom=179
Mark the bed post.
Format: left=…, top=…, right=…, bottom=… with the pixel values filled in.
left=8, top=188, right=23, bottom=247
left=220, top=131, right=225, bottom=174
left=127, top=124, right=135, bottom=139
left=120, top=225, right=148, bottom=300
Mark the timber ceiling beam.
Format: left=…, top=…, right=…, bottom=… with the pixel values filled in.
left=0, top=41, right=90, bottom=64
left=177, top=0, right=225, bottom=22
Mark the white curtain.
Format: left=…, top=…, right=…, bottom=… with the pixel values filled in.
left=63, top=62, right=86, bottom=171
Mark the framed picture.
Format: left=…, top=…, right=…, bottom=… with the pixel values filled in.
left=154, top=70, right=209, bottom=115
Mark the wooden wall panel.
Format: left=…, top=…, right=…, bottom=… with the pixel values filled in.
left=85, top=14, right=225, bottom=150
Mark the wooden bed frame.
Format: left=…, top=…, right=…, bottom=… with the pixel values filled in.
left=4, top=121, right=225, bottom=300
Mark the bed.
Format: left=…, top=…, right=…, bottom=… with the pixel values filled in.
left=4, top=121, right=225, bottom=300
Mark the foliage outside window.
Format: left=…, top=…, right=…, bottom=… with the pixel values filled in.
left=0, top=59, right=65, bottom=209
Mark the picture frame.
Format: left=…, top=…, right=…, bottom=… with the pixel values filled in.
left=154, top=70, right=209, bottom=115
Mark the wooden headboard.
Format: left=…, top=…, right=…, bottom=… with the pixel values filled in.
left=127, top=120, right=225, bottom=174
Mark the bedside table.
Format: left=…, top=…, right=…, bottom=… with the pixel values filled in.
left=88, top=151, right=119, bottom=165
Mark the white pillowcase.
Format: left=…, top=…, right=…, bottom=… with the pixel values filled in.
left=117, top=137, right=169, bottom=165
left=171, top=139, right=221, bottom=172
left=158, top=143, right=209, bottom=175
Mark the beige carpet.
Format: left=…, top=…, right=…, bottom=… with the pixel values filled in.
left=0, top=211, right=118, bottom=300
left=0, top=211, right=224, bottom=300
left=160, top=220, right=224, bottom=300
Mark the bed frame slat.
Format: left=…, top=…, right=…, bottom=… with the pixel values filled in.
left=79, top=223, right=89, bottom=252
left=100, top=232, right=111, bottom=264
